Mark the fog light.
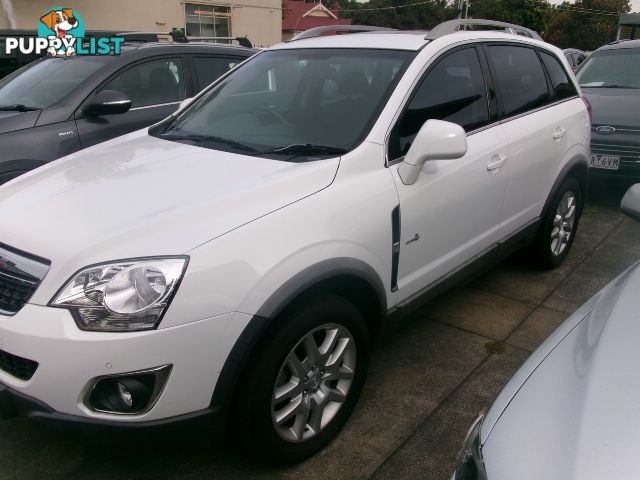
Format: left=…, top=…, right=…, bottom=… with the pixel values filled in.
left=86, top=365, right=171, bottom=415
left=118, top=382, right=133, bottom=408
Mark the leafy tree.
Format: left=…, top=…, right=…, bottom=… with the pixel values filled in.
left=467, top=0, right=553, bottom=34
left=545, top=0, right=631, bottom=50
left=340, top=0, right=458, bottom=30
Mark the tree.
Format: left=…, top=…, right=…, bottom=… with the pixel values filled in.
left=545, top=0, right=631, bottom=50
left=467, top=0, right=553, bottom=34
left=340, top=0, right=458, bottom=30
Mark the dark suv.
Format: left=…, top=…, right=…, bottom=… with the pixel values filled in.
left=0, top=42, right=255, bottom=184
left=576, top=40, right=640, bottom=176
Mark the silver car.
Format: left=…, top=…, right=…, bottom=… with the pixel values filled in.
left=452, top=184, right=640, bottom=480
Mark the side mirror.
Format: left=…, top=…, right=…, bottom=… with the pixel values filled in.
left=398, top=119, right=467, bottom=185
left=85, top=90, right=131, bottom=116
left=621, top=184, right=640, bottom=222
left=179, top=97, right=194, bottom=111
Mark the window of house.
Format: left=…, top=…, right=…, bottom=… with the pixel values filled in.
left=185, top=3, right=231, bottom=39
left=390, top=48, right=490, bottom=159
left=486, top=45, right=550, bottom=118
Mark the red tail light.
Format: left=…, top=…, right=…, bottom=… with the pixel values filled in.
left=582, top=96, right=592, bottom=124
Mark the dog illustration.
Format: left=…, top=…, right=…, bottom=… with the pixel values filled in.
left=40, top=8, right=79, bottom=57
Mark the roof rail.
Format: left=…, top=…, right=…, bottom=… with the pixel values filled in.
left=115, top=31, right=188, bottom=43
left=188, top=36, right=253, bottom=48
left=114, top=31, right=252, bottom=47
left=289, top=25, right=395, bottom=42
left=425, top=19, right=542, bottom=41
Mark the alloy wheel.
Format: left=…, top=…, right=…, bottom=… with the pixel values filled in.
left=271, top=323, right=356, bottom=443
left=550, top=191, right=576, bottom=256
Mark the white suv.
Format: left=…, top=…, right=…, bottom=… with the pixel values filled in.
left=0, top=20, right=590, bottom=461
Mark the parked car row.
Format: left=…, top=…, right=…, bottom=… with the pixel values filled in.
left=0, top=19, right=637, bottom=473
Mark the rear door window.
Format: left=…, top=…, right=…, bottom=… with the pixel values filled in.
left=192, top=56, right=240, bottom=90
left=540, top=52, right=577, bottom=101
left=101, top=57, right=186, bottom=108
left=486, top=45, right=550, bottom=118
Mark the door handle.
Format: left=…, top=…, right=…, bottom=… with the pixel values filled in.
left=487, top=155, right=507, bottom=171
left=553, top=128, right=567, bottom=140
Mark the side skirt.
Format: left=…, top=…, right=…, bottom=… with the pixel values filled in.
left=383, top=218, right=541, bottom=331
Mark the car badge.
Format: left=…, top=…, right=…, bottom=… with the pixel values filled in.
left=596, top=126, right=616, bottom=135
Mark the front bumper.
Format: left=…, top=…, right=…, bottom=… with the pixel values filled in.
left=0, top=382, right=223, bottom=437
left=0, top=304, right=251, bottom=426
left=590, top=137, right=640, bottom=176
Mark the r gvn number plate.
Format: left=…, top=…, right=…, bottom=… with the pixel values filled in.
left=590, top=154, right=620, bottom=170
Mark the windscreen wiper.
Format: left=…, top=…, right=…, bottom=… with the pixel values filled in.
left=256, top=144, right=348, bottom=157
left=0, top=104, right=41, bottom=112
left=159, top=133, right=258, bottom=153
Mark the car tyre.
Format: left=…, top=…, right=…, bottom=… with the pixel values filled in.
left=529, top=177, right=582, bottom=269
left=236, top=294, right=369, bottom=463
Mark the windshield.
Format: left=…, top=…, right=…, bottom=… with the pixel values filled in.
left=154, top=48, right=414, bottom=160
left=0, top=56, right=110, bottom=109
left=576, top=49, right=640, bottom=89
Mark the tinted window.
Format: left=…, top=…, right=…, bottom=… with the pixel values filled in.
left=193, top=56, right=239, bottom=89
left=156, top=49, right=413, bottom=160
left=392, top=48, right=489, bottom=158
left=102, top=58, right=185, bottom=108
left=0, top=56, right=109, bottom=109
left=540, top=52, right=577, bottom=100
left=486, top=46, right=550, bottom=118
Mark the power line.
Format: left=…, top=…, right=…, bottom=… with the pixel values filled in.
left=338, top=0, right=623, bottom=17
left=339, top=1, right=437, bottom=12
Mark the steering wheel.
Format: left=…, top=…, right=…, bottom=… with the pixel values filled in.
left=254, top=105, right=288, bottom=125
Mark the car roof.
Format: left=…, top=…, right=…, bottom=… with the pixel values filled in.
left=271, top=30, right=551, bottom=52
left=597, top=39, right=640, bottom=51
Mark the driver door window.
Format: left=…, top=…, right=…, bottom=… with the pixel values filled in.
left=390, top=47, right=490, bottom=160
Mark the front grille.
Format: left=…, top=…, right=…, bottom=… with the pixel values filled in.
left=0, top=243, right=50, bottom=315
left=0, top=349, right=38, bottom=381
left=0, top=273, right=38, bottom=314
left=591, top=142, right=640, bottom=170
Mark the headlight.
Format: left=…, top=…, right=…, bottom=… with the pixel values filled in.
left=50, top=257, right=188, bottom=332
left=453, top=415, right=488, bottom=480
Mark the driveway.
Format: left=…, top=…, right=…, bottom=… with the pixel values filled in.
left=1, top=177, right=639, bottom=480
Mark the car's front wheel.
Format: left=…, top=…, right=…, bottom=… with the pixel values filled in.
left=237, top=294, right=369, bottom=462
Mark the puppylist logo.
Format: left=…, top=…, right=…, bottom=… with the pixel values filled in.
left=4, top=7, right=124, bottom=57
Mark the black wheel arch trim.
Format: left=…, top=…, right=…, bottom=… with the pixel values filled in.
left=209, top=257, right=387, bottom=429
left=541, top=155, right=589, bottom=220
left=254, top=257, right=387, bottom=320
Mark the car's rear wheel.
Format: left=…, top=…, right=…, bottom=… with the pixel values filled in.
left=529, top=177, right=582, bottom=269
left=236, top=294, right=369, bottom=463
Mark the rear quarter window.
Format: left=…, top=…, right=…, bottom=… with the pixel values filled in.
left=540, top=51, right=577, bottom=101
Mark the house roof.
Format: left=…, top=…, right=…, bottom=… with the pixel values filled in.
left=282, top=1, right=352, bottom=32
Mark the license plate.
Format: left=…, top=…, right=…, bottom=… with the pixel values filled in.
left=590, top=154, right=620, bottom=170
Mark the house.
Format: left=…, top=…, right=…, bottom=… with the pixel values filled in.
left=618, top=13, right=640, bottom=40
left=282, top=0, right=352, bottom=41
